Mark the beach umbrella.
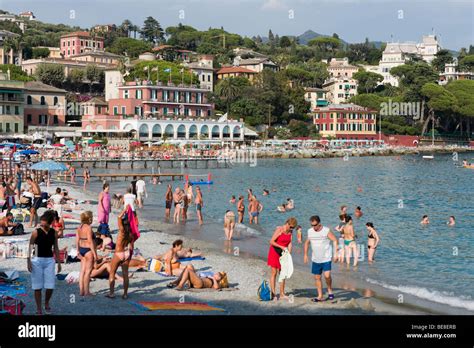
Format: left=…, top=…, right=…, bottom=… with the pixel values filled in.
left=89, top=143, right=101, bottom=148
left=19, top=149, right=39, bottom=155
left=52, top=143, right=65, bottom=147
left=130, top=141, right=142, bottom=146
left=30, top=160, right=67, bottom=172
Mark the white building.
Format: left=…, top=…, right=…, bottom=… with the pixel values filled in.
left=104, top=70, right=124, bottom=101
left=0, top=14, right=25, bottom=32
left=325, top=57, right=359, bottom=79
left=184, top=55, right=214, bottom=91
left=379, top=35, right=440, bottom=86
left=439, top=61, right=474, bottom=85
left=323, top=78, right=358, bottom=104
left=233, top=57, right=279, bottom=73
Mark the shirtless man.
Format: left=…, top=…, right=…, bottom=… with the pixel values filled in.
left=237, top=195, right=245, bottom=223
left=0, top=212, right=19, bottom=236
left=248, top=196, right=263, bottom=224
left=195, top=186, right=203, bottom=225
left=165, top=184, right=173, bottom=219
left=27, top=177, right=42, bottom=228
left=173, top=188, right=183, bottom=223
left=342, top=215, right=358, bottom=267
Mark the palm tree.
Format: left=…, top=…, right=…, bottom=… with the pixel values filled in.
left=130, top=25, right=139, bottom=39
left=215, top=78, right=240, bottom=115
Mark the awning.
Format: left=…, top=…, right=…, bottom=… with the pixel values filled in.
left=79, top=129, right=130, bottom=133
left=0, top=89, right=22, bottom=93
left=55, top=131, right=80, bottom=137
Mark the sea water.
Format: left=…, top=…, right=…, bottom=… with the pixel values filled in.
left=88, top=154, right=474, bottom=312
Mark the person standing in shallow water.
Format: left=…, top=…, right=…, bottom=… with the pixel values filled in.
left=267, top=217, right=297, bottom=301
left=195, top=186, right=203, bottom=225
left=237, top=195, right=245, bottom=223
left=165, top=184, right=173, bottom=219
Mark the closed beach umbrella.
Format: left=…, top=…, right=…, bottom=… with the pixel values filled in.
left=30, top=160, right=68, bottom=172
left=53, top=143, right=65, bottom=147
left=89, top=143, right=101, bottom=148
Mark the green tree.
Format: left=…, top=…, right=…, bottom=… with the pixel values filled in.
left=107, top=37, right=152, bottom=58
left=390, top=62, right=438, bottom=101
left=353, top=69, right=384, bottom=93
left=431, top=49, right=454, bottom=72
left=35, top=63, right=65, bottom=87
left=140, top=16, right=164, bottom=44
left=119, top=19, right=132, bottom=37
left=0, top=64, right=34, bottom=81
left=215, top=78, right=242, bottom=114
left=85, top=65, right=104, bottom=93
left=32, top=47, right=50, bottom=59
left=279, top=36, right=291, bottom=48
left=458, top=55, right=474, bottom=72
left=308, top=36, right=341, bottom=53
left=421, top=82, right=458, bottom=135
left=69, top=68, right=85, bottom=84
left=445, top=80, right=474, bottom=136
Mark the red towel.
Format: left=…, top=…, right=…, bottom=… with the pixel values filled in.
left=127, top=205, right=140, bottom=241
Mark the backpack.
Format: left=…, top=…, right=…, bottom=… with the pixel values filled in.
left=257, top=280, right=272, bottom=301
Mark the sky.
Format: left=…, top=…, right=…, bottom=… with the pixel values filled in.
left=1, top=0, right=473, bottom=50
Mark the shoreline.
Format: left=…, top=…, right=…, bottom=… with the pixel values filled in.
left=252, top=145, right=474, bottom=159
left=2, top=182, right=468, bottom=315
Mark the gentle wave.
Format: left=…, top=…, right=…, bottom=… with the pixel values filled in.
left=235, top=223, right=263, bottom=236
left=365, top=278, right=474, bottom=311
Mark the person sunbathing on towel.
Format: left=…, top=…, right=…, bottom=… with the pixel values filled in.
left=168, top=264, right=228, bottom=290
left=90, top=255, right=124, bottom=282
left=157, top=239, right=186, bottom=276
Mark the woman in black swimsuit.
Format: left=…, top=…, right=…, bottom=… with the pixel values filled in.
left=27, top=210, right=61, bottom=315
left=366, top=222, right=380, bottom=263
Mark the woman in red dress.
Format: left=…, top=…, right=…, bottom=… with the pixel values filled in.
left=267, top=217, right=297, bottom=301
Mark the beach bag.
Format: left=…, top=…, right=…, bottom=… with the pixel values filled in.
left=0, top=296, right=25, bottom=315
left=257, top=280, right=272, bottom=301
left=97, top=223, right=110, bottom=236
left=148, top=259, right=164, bottom=272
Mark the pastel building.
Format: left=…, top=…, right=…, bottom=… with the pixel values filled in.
left=304, top=87, right=328, bottom=109
left=185, top=55, right=215, bottom=91
left=216, top=66, right=257, bottom=81
left=312, top=104, right=377, bottom=140
left=326, top=57, right=359, bottom=79
left=60, top=31, right=104, bottom=58
left=439, top=62, right=474, bottom=85
left=0, top=80, right=24, bottom=134
left=108, top=81, right=214, bottom=118
left=24, top=81, right=67, bottom=129
left=323, top=78, right=358, bottom=104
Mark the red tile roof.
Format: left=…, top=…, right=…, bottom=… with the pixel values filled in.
left=217, top=66, right=256, bottom=74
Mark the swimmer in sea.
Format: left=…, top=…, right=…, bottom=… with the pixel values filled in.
left=447, top=216, right=455, bottom=226
left=229, top=195, right=236, bottom=204
left=354, top=206, right=363, bottom=218
left=285, top=198, right=294, bottom=210
left=263, top=189, right=270, bottom=196
left=277, top=204, right=286, bottom=213
left=420, top=215, right=430, bottom=225
left=340, top=205, right=348, bottom=216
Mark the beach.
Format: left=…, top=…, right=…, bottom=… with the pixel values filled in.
left=0, top=183, right=436, bottom=316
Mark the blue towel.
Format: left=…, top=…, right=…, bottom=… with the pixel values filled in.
left=178, top=256, right=206, bottom=262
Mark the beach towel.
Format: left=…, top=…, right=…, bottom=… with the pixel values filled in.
left=178, top=256, right=206, bottom=262
left=187, top=287, right=239, bottom=293
left=63, top=233, right=76, bottom=238
left=278, top=249, right=294, bottom=283
left=156, top=272, right=177, bottom=278
left=127, top=206, right=140, bottom=241
left=131, top=301, right=225, bottom=312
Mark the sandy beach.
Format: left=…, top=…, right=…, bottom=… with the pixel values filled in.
left=0, top=181, right=441, bottom=316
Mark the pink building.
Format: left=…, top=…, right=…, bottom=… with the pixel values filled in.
left=108, top=81, right=214, bottom=118
left=60, top=31, right=104, bottom=58
left=24, top=81, right=67, bottom=129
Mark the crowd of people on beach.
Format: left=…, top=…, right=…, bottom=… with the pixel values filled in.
left=0, top=153, right=463, bottom=314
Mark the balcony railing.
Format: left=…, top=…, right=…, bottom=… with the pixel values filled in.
left=0, top=96, right=24, bottom=102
